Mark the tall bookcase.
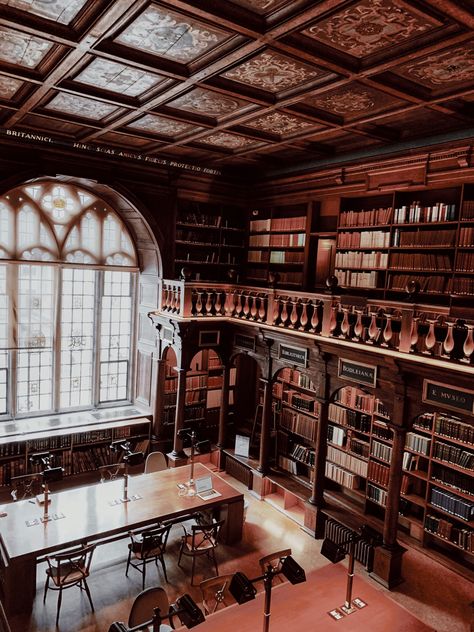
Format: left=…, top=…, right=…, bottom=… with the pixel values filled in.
left=175, top=200, right=246, bottom=281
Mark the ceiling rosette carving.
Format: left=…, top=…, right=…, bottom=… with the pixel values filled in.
left=396, top=44, right=474, bottom=87
left=45, top=93, right=118, bottom=120
left=246, top=112, right=314, bottom=135
left=168, top=88, right=244, bottom=116
left=127, top=114, right=198, bottom=136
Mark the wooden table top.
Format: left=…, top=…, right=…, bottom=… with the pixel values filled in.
left=0, top=463, right=243, bottom=561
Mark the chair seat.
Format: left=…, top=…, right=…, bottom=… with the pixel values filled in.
left=128, top=541, right=164, bottom=559
left=182, top=534, right=217, bottom=553
left=46, top=562, right=89, bottom=586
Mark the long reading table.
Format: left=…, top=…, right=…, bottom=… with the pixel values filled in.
left=0, top=463, right=244, bottom=616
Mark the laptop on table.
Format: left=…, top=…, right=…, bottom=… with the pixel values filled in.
left=195, top=475, right=222, bottom=500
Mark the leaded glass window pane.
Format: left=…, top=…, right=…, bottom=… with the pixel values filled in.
left=60, top=268, right=96, bottom=409
left=0, top=266, right=7, bottom=415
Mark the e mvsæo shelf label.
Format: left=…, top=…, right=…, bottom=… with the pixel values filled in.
left=423, top=380, right=474, bottom=415
left=279, top=344, right=308, bottom=367
left=338, top=359, right=377, bottom=387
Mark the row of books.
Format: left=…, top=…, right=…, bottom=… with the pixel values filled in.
left=71, top=428, right=115, bottom=445
left=248, top=250, right=269, bottom=263
left=389, top=274, right=446, bottom=293
left=249, top=216, right=306, bottom=233
left=349, top=436, right=370, bottom=459
left=406, top=432, right=431, bottom=455
left=336, top=387, right=375, bottom=413
left=269, top=251, right=305, bottom=264
left=335, top=269, right=379, bottom=288
left=291, top=443, right=315, bottom=466
left=279, top=367, right=316, bottom=391
left=73, top=445, right=112, bottom=474
left=207, top=375, right=223, bottom=389
left=324, top=518, right=379, bottom=571
left=334, top=251, right=388, bottom=269
left=0, top=442, right=24, bottom=456
left=367, top=482, right=388, bottom=506
left=325, top=460, right=360, bottom=489
left=248, top=233, right=306, bottom=247
left=278, top=271, right=304, bottom=285
left=371, top=440, right=392, bottom=463
left=461, top=200, right=474, bottom=219
left=390, top=252, right=452, bottom=271
left=177, top=252, right=236, bottom=264
left=456, top=251, right=474, bottom=271
left=372, top=421, right=393, bottom=442
left=434, top=414, right=474, bottom=444
left=431, top=465, right=473, bottom=496
left=392, top=228, right=456, bottom=247
left=339, top=207, right=392, bottom=227
left=176, top=230, right=218, bottom=244
left=279, top=407, right=317, bottom=441
left=430, top=487, right=474, bottom=521
left=328, top=424, right=346, bottom=447
left=425, top=514, right=473, bottom=552
left=282, top=389, right=317, bottom=413
left=177, top=212, right=221, bottom=227
left=329, top=403, right=371, bottom=432
left=0, top=459, right=28, bottom=485
left=433, top=441, right=474, bottom=470
left=337, top=230, right=390, bottom=249
left=402, top=451, right=422, bottom=472
left=447, top=277, right=474, bottom=295
left=184, top=405, right=205, bottom=420
left=393, top=202, right=456, bottom=224
left=185, top=389, right=205, bottom=404
left=327, top=444, right=368, bottom=477
left=413, top=412, right=434, bottom=432
left=458, top=226, right=474, bottom=246
left=278, top=454, right=297, bottom=475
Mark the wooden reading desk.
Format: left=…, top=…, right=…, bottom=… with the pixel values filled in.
left=0, top=463, right=244, bottom=616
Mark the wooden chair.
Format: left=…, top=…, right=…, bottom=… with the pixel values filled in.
left=126, top=523, right=172, bottom=589
left=258, top=548, right=292, bottom=583
left=199, top=573, right=235, bottom=615
left=178, top=520, right=224, bottom=586
left=128, top=586, right=175, bottom=629
left=144, top=451, right=168, bottom=474
left=10, top=473, right=40, bottom=501
left=43, top=543, right=95, bottom=626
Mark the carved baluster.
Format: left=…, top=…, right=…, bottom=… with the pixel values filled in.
left=235, top=292, right=243, bottom=318
left=224, top=289, right=233, bottom=316
left=289, top=301, right=298, bottom=329
left=250, top=294, right=258, bottom=321
left=258, top=295, right=266, bottom=322
left=462, top=324, right=474, bottom=363
left=242, top=293, right=250, bottom=319
left=410, top=316, right=419, bottom=352
left=170, top=286, right=177, bottom=312
left=423, top=319, right=436, bottom=355
left=382, top=315, right=393, bottom=347
left=310, top=302, right=319, bottom=332
left=165, top=286, right=172, bottom=311
left=280, top=299, right=289, bottom=327
left=367, top=311, right=380, bottom=344
left=442, top=321, right=454, bottom=358
left=329, top=306, right=338, bottom=335
left=340, top=307, right=350, bottom=339
left=272, top=298, right=281, bottom=325
left=195, top=291, right=203, bottom=316
left=215, top=291, right=222, bottom=315
left=175, top=288, right=181, bottom=314
left=353, top=309, right=363, bottom=341
left=299, top=300, right=308, bottom=331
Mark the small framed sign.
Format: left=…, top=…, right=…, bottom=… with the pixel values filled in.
left=279, top=343, right=308, bottom=367
left=234, top=434, right=250, bottom=458
left=338, top=358, right=377, bottom=388
left=234, top=333, right=256, bottom=351
left=198, top=330, right=220, bottom=347
left=423, top=380, right=474, bottom=416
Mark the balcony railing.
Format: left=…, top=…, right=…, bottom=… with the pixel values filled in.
left=157, top=280, right=474, bottom=368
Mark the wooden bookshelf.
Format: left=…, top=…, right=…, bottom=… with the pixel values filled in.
left=175, top=200, right=245, bottom=281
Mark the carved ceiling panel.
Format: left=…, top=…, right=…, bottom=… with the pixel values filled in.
left=0, top=74, right=23, bottom=99
left=0, top=26, right=53, bottom=68
left=222, top=50, right=328, bottom=93
left=127, top=114, right=201, bottom=137
left=115, top=4, right=231, bottom=63
left=44, top=93, right=119, bottom=120
left=2, top=0, right=88, bottom=25
left=228, top=0, right=290, bottom=14
left=393, top=43, right=474, bottom=89
left=302, top=0, right=442, bottom=58
left=74, top=58, right=166, bottom=97
left=166, top=87, right=250, bottom=118
left=307, top=83, right=406, bottom=120
left=198, top=131, right=261, bottom=149
left=244, top=111, right=318, bottom=136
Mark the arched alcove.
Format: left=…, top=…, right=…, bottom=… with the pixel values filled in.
left=229, top=352, right=262, bottom=456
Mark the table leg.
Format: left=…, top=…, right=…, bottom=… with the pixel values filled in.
left=0, top=556, right=36, bottom=616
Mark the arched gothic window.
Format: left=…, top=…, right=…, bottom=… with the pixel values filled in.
left=0, top=180, right=138, bottom=418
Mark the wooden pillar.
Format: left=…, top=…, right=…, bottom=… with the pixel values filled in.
left=170, top=367, right=187, bottom=459
left=383, top=426, right=407, bottom=546
left=217, top=363, right=230, bottom=449
left=309, top=397, right=329, bottom=536
left=257, top=376, right=273, bottom=474
left=151, top=356, right=166, bottom=439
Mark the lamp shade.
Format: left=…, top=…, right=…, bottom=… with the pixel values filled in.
left=229, top=571, right=257, bottom=604
left=125, top=451, right=144, bottom=466
left=42, top=466, right=63, bottom=483
left=174, top=594, right=205, bottom=628
left=280, top=555, right=306, bottom=584
left=321, top=538, right=346, bottom=564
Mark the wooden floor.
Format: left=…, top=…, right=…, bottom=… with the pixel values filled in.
left=8, top=472, right=473, bottom=632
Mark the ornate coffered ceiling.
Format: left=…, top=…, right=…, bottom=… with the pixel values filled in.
left=0, top=0, right=472, bottom=171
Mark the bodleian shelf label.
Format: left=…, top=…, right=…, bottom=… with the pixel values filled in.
left=423, top=380, right=474, bottom=415
left=338, top=358, right=377, bottom=387
left=234, top=333, right=256, bottom=351
left=279, top=344, right=308, bottom=367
